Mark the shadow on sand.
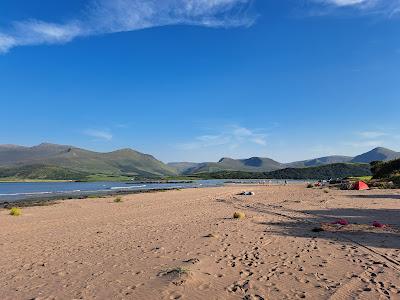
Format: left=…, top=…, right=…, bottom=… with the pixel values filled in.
left=257, top=207, right=400, bottom=250
left=348, top=194, right=400, bottom=200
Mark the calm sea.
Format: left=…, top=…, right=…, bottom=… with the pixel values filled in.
left=0, top=179, right=302, bottom=202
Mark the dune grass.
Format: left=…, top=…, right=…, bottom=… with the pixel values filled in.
left=233, top=211, right=246, bottom=219
left=347, top=176, right=373, bottom=182
left=113, top=196, right=123, bottom=203
left=9, top=207, right=22, bottom=216
left=205, top=233, right=219, bottom=238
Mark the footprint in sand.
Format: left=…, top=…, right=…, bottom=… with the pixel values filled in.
left=183, top=258, right=200, bottom=265
left=168, top=292, right=183, bottom=299
left=198, top=283, right=211, bottom=291
left=244, top=294, right=265, bottom=300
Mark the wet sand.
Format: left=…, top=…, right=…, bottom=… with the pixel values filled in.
left=0, top=185, right=399, bottom=299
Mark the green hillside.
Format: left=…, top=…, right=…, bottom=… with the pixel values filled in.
left=171, top=147, right=400, bottom=175
left=167, top=162, right=200, bottom=174
left=195, top=163, right=372, bottom=180
left=0, top=143, right=177, bottom=179
left=287, top=156, right=353, bottom=168
left=0, top=144, right=396, bottom=181
left=0, top=165, right=89, bottom=181
left=184, top=157, right=283, bottom=174
left=266, top=163, right=371, bottom=180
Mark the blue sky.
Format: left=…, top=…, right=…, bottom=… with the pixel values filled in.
left=1, top=0, right=400, bottom=163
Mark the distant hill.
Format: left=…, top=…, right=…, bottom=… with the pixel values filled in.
left=196, top=163, right=372, bottom=180
left=173, top=147, right=399, bottom=175
left=265, top=163, right=371, bottom=180
left=287, top=156, right=353, bottom=168
left=2, top=143, right=399, bottom=180
left=167, top=162, right=201, bottom=174
left=0, top=143, right=177, bottom=179
left=351, top=147, right=400, bottom=164
left=182, top=157, right=284, bottom=174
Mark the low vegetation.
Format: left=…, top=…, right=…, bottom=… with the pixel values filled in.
left=370, top=159, right=400, bottom=188
left=371, top=159, right=400, bottom=179
left=233, top=211, right=246, bottom=219
left=160, top=266, right=191, bottom=278
left=347, top=176, right=373, bottom=183
left=9, top=207, right=22, bottom=216
left=205, top=233, right=219, bottom=238
left=113, top=196, right=123, bottom=203
left=170, top=267, right=190, bottom=276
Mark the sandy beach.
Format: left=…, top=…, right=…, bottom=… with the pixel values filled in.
left=0, top=185, right=399, bottom=300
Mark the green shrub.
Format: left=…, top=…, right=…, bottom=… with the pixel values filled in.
left=307, top=183, right=314, bottom=188
left=392, top=176, right=400, bottom=187
left=371, top=159, right=400, bottom=179
left=10, top=207, right=22, bottom=216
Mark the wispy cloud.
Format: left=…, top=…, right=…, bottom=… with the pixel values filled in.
left=0, top=0, right=255, bottom=53
left=2, top=0, right=398, bottom=53
left=344, top=129, right=389, bottom=149
left=84, top=129, right=113, bottom=141
left=357, top=131, right=388, bottom=139
left=320, top=0, right=370, bottom=7
left=345, top=140, right=384, bottom=148
left=178, top=125, right=267, bottom=150
left=312, top=0, right=400, bottom=15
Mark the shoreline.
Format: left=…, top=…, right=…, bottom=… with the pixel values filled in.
left=0, top=186, right=190, bottom=208
left=0, top=180, right=306, bottom=208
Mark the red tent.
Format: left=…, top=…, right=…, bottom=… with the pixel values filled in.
left=354, top=181, right=369, bottom=190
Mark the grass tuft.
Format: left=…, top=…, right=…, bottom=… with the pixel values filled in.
left=10, top=207, right=22, bottom=216
left=233, top=211, right=246, bottom=219
left=205, top=233, right=219, bottom=238
left=114, top=196, right=123, bottom=203
left=171, top=267, right=190, bottom=276
left=160, top=266, right=191, bottom=277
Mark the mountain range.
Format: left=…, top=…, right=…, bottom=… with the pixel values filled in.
left=0, top=143, right=176, bottom=179
left=0, top=143, right=399, bottom=180
left=169, top=147, right=400, bottom=174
